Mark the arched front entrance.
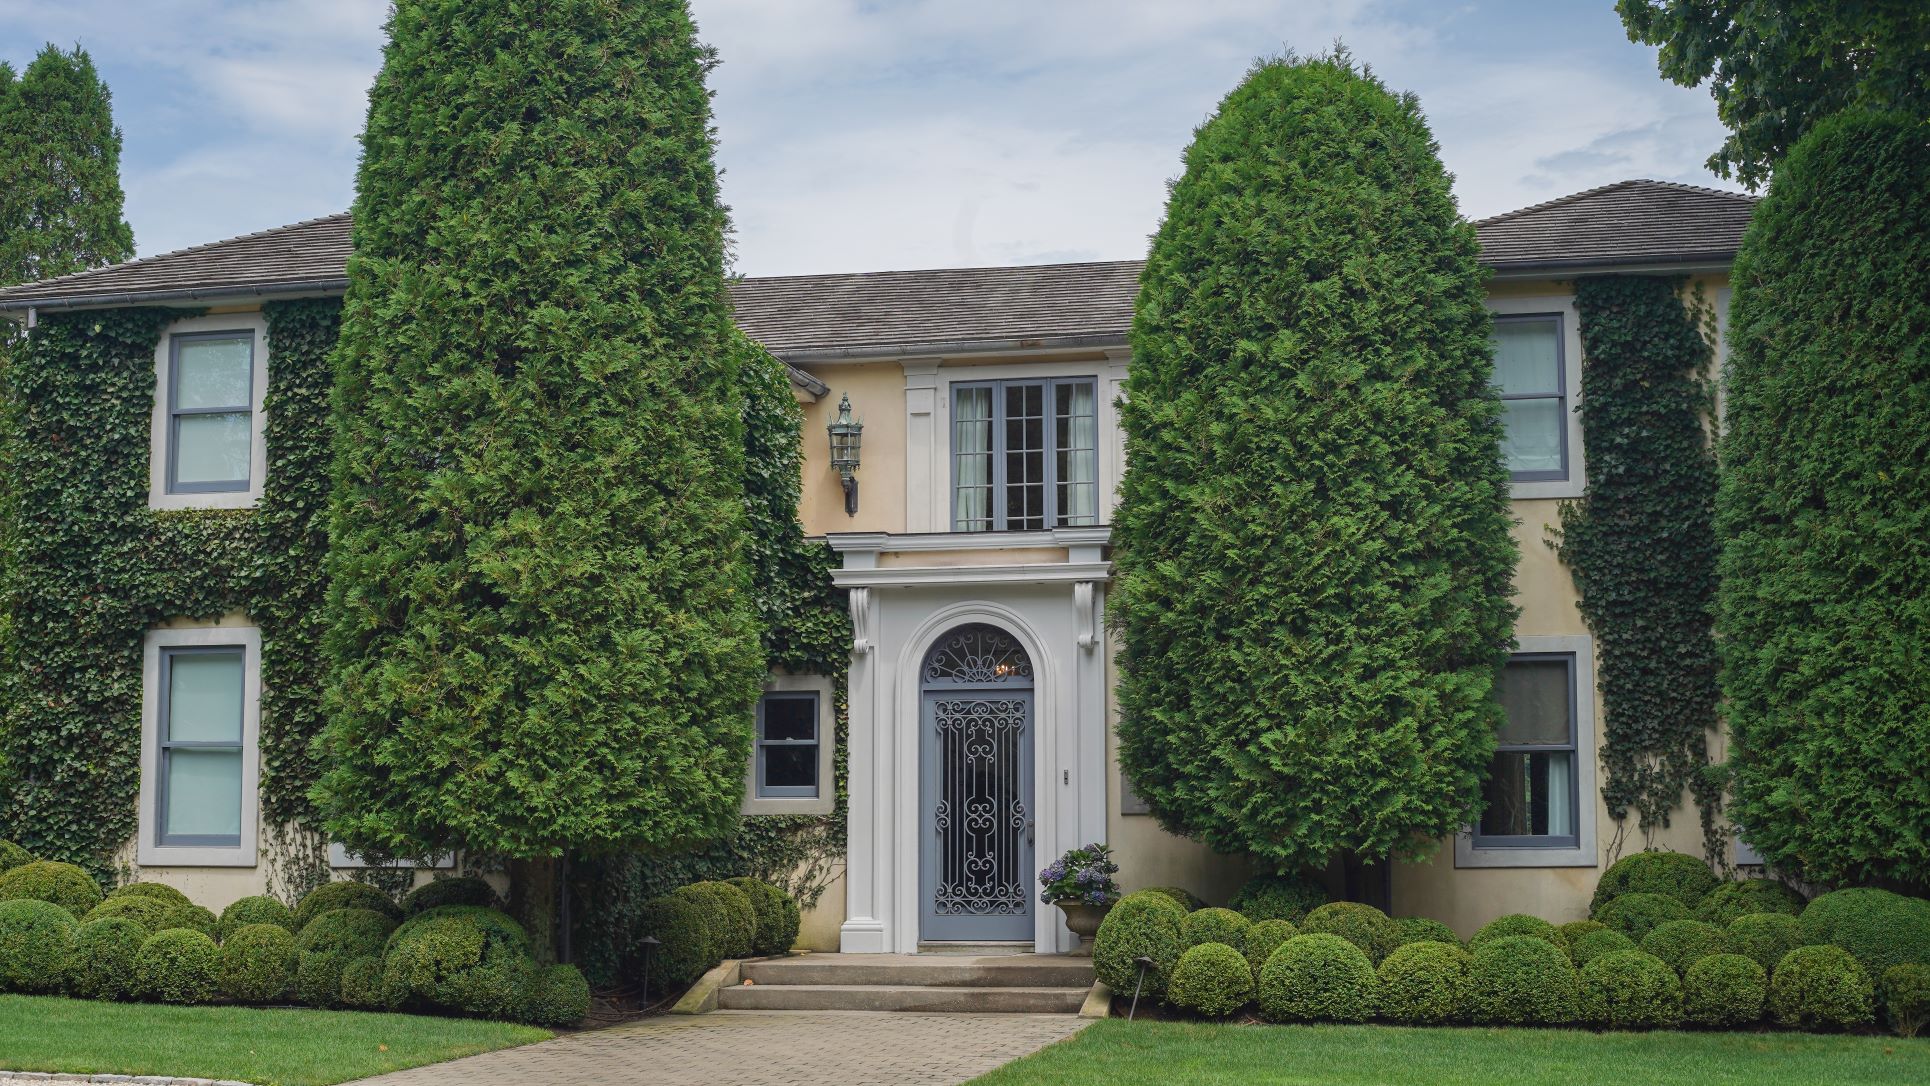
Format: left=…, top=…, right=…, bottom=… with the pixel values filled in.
left=918, top=623, right=1035, bottom=942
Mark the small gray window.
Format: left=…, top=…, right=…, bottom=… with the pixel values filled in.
left=1475, top=653, right=1579, bottom=849
left=952, top=377, right=1099, bottom=531
left=756, top=692, right=819, bottom=799
left=1491, top=315, right=1567, bottom=481
left=167, top=330, right=254, bottom=494
left=157, top=645, right=246, bottom=848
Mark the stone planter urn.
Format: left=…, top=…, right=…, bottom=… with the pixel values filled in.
left=1055, top=900, right=1112, bottom=955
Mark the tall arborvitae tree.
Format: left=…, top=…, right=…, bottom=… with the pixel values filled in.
left=0, top=45, right=134, bottom=284
left=1113, top=53, right=1517, bottom=876
left=319, top=0, right=764, bottom=955
left=1717, top=110, right=1930, bottom=893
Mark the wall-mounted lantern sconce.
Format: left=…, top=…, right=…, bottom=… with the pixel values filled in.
left=827, top=392, right=864, bottom=516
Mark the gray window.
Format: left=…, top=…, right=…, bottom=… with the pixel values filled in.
left=1492, top=315, right=1567, bottom=480
left=167, top=330, right=254, bottom=494
left=157, top=645, right=246, bottom=848
left=952, top=377, right=1099, bottom=531
left=1475, top=653, right=1579, bottom=849
left=756, top=692, right=819, bottom=799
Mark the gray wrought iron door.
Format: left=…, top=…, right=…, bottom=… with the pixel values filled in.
left=919, top=625, right=1034, bottom=942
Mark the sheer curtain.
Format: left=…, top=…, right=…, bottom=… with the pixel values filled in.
left=1058, top=380, right=1098, bottom=525
left=953, top=387, right=992, bottom=529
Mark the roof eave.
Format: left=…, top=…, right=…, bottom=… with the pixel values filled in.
left=770, top=330, right=1130, bottom=365
left=0, top=280, right=350, bottom=316
left=1485, top=254, right=1736, bottom=280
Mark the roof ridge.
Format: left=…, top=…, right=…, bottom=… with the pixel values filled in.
left=4, top=212, right=351, bottom=295
left=1474, top=178, right=1757, bottom=226
left=734, top=257, right=1145, bottom=285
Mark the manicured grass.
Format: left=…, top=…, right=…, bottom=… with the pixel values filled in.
left=0, top=994, right=549, bottom=1086
left=972, top=1019, right=1930, bottom=1086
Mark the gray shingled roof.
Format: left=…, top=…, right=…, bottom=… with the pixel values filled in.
left=0, top=179, right=1755, bottom=357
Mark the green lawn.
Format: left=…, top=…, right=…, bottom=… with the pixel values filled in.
left=972, top=1019, right=1930, bottom=1086
left=0, top=994, right=550, bottom=1086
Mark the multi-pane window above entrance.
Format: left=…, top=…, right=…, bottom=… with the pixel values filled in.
left=952, top=378, right=1099, bottom=531
left=1476, top=653, right=1580, bottom=849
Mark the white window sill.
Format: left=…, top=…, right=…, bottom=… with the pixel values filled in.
left=1510, top=478, right=1583, bottom=502
left=1453, top=835, right=1597, bottom=869
left=137, top=842, right=257, bottom=868
left=743, top=794, right=835, bottom=817
left=327, top=843, right=455, bottom=869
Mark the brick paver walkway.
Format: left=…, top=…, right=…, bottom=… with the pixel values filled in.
left=348, top=1010, right=1088, bottom=1086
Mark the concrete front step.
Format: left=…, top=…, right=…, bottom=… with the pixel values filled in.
left=717, top=982, right=1089, bottom=1014
left=743, top=953, right=1094, bottom=989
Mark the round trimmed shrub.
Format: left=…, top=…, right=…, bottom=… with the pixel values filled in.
left=297, top=907, right=401, bottom=1006
left=66, top=917, right=144, bottom=1001
left=1468, top=935, right=1580, bottom=1025
left=135, top=928, right=220, bottom=1004
left=339, top=956, right=389, bottom=1010
left=107, top=882, right=191, bottom=907
left=158, top=903, right=218, bottom=939
left=1471, top=914, right=1565, bottom=952
left=1594, top=892, right=1692, bottom=941
left=401, top=876, right=498, bottom=917
left=219, top=923, right=296, bottom=1003
left=525, top=963, right=592, bottom=1026
left=293, top=881, right=400, bottom=931
left=1242, top=919, right=1297, bottom=983
left=0, top=841, right=32, bottom=873
left=1301, top=902, right=1399, bottom=964
left=1591, top=851, right=1718, bottom=913
left=1884, top=964, right=1930, bottom=1038
left=1727, top=912, right=1806, bottom=975
left=1697, top=880, right=1804, bottom=926
left=218, top=895, right=297, bottom=940
left=638, top=892, right=717, bottom=989
left=678, top=881, right=755, bottom=960
left=1798, top=888, right=1930, bottom=997
left=1396, top=917, right=1460, bottom=948
left=84, top=895, right=170, bottom=934
left=1682, top=953, right=1767, bottom=1029
left=1228, top=873, right=1328, bottom=925
left=0, top=860, right=103, bottom=918
left=1578, top=949, right=1680, bottom=1029
left=1143, top=886, right=1205, bottom=912
left=380, top=906, right=536, bottom=1019
left=1770, top=944, right=1875, bottom=1031
left=726, top=877, right=800, bottom=957
left=1571, top=929, right=1638, bottom=968
left=1093, top=891, right=1186, bottom=997
left=1168, top=942, right=1252, bottom=1018
left=1375, top=940, right=1471, bottom=1025
left=1642, top=920, right=1729, bottom=978
left=1558, top=920, right=1607, bottom=945
left=1257, top=933, right=1377, bottom=1023
left=1182, top=907, right=1250, bottom=952
left=0, top=898, right=78, bottom=992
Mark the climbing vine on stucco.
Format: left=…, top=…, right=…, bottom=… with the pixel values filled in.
left=1555, top=275, right=1723, bottom=865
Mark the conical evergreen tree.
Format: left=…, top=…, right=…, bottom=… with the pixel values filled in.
left=1112, top=53, right=1518, bottom=873
left=319, top=0, right=764, bottom=953
left=0, top=45, right=134, bottom=285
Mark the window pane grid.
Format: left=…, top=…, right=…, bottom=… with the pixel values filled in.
left=158, top=646, right=245, bottom=847
left=1476, top=653, right=1579, bottom=847
left=1491, top=316, right=1566, bottom=481
left=756, top=692, right=819, bottom=799
left=168, top=331, right=254, bottom=494
left=952, top=377, right=1099, bottom=531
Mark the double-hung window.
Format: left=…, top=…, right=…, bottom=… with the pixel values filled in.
left=140, top=626, right=260, bottom=866
left=1492, top=316, right=1567, bottom=480
left=952, top=378, right=1099, bottom=531
left=166, top=330, right=256, bottom=494
left=1476, top=653, right=1580, bottom=849
left=755, top=692, right=821, bottom=799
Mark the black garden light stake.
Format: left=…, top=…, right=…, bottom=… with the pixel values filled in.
left=639, top=935, right=661, bottom=1007
left=1128, top=955, right=1155, bottom=1021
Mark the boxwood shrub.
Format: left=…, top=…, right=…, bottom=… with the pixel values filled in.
left=380, top=906, right=536, bottom=1020
left=525, top=963, right=592, bottom=1026
left=66, top=917, right=144, bottom=1001
left=0, top=898, right=78, bottom=992
left=219, top=923, right=297, bottom=1003
left=0, top=841, right=32, bottom=873
left=400, top=876, right=499, bottom=917
left=1682, top=953, right=1767, bottom=1029
left=1591, top=851, right=1717, bottom=913
left=293, top=881, right=400, bottom=931
left=1770, top=944, right=1875, bottom=1031
left=83, top=895, right=170, bottom=935
left=136, top=928, right=220, bottom=1004
left=1257, top=933, right=1377, bottom=1023
left=1468, top=935, right=1579, bottom=1026
left=726, top=877, right=800, bottom=957
left=1301, top=902, right=1399, bottom=965
left=1228, top=873, right=1328, bottom=925
left=1243, top=919, right=1298, bottom=983
left=1375, top=940, right=1471, bottom=1025
left=1470, top=914, right=1565, bottom=952
left=1182, top=907, right=1250, bottom=953
left=1727, top=912, right=1806, bottom=975
left=107, top=882, right=191, bottom=907
left=1641, top=919, right=1729, bottom=977
left=1885, top=964, right=1929, bottom=1038
left=297, top=907, right=401, bottom=1006
left=677, top=881, right=755, bottom=961
left=1697, top=879, right=1804, bottom=926
left=0, top=860, right=103, bottom=918
left=218, top=895, right=297, bottom=940
left=1093, top=891, right=1186, bottom=997
left=1558, top=920, right=1607, bottom=945
left=1168, top=942, right=1252, bottom=1018
left=1571, top=929, right=1638, bottom=968
left=1797, top=888, right=1930, bottom=1000
left=339, top=955, right=389, bottom=1010
left=1395, top=917, right=1460, bottom=948
left=638, top=892, right=718, bottom=990
left=1144, top=886, right=1205, bottom=912
left=1578, top=949, right=1681, bottom=1029
left=159, top=903, right=218, bottom=939
left=1594, top=892, right=1693, bottom=941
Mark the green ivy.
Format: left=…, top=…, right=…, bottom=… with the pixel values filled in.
left=0, top=301, right=339, bottom=892
left=1556, top=276, right=1722, bottom=863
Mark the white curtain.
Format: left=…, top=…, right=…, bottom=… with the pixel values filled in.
left=954, top=388, right=992, bottom=528
left=1061, top=381, right=1098, bottom=525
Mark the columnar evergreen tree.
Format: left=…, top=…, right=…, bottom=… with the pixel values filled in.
left=1113, top=53, right=1517, bottom=875
left=0, top=45, right=134, bottom=284
left=1716, top=110, right=1930, bottom=893
left=319, top=0, right=764, bottom=955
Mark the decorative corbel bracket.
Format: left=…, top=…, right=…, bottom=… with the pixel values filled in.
left=849, top=586, right=873, bottom=655
left=1074, top=581, right=1098, bottom=651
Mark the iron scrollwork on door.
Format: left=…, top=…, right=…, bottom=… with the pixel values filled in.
left=924, top=625, right=1033, bottom=685
left=931, top=696, right=1029, bottom=916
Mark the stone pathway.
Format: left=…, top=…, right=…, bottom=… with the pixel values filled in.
left=348, top=1010, right=1087, bottom=1086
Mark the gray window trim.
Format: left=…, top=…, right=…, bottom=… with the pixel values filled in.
left=950, top=376, right=1098, bottom=532
left=1494, top=313, right=1569, bottom=483
left=756, top=691, right=820, bottom=799
left=156, top=644, right=246, bottom=849
left=1472, top=651, right=1581, bottom=850
left=166, top=329, right=255, bottom=495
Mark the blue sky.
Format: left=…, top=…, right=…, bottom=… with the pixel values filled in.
left=0, top=0, right=1742, bottom=276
